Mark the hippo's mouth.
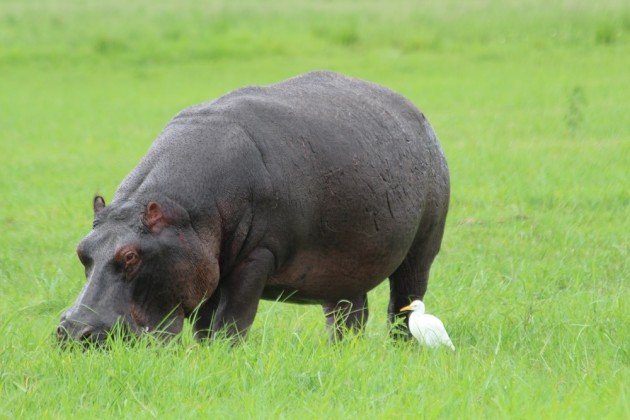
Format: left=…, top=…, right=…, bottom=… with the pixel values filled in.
left=57, top=307, right=185, bottom=345
left=130, top=304, right=186, bottom=337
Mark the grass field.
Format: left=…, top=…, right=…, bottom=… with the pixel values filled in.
left=1, top=0, right=628, bottom=417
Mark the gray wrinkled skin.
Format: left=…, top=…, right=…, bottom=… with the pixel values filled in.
left=58, top=71, right=450, bottom=343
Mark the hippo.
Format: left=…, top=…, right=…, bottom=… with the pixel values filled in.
left=57, top=71, right=449, bottom=343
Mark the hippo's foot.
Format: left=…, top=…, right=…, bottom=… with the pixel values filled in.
left=322, top=294, right=369, bottom=342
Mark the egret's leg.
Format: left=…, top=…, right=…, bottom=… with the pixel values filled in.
left=322, top=294, right=368, bottom=342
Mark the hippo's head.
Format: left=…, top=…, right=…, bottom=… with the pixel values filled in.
left=57, top=196, right=219, bottom=344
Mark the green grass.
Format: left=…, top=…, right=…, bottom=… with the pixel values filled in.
left=1, top=0, right=628, bottom=417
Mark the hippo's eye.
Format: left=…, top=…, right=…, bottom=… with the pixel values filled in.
left=124, top=251, right=139, bottom=269
left=115, top=246, right=141, bottom=276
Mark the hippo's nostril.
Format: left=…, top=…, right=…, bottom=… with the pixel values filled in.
left=56, top=325, right=68, bottom=340
left=78, top=326, right=95, bottom=341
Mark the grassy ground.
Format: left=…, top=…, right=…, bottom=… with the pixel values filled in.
left=1, top=0, right=628, bottom=417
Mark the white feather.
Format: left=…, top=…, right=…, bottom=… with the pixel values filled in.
left=405, top=300, right=455, bottom=351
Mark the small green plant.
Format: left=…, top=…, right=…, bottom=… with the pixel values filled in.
left=565, top=85, right=587, bottom=133
left=93, top=36, right=128, bottom=55
left=312, top=21, right=359, bottom=47
left=595, top=24, right=616, bottom=45
left=335, top=25, right=359, bottom=46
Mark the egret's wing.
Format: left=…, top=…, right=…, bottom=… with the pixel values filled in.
left=424, top=315, right=455, bottom=350
left=408, top=311, right=427, bottom=343
left=410, top=314, right=455, bottom=351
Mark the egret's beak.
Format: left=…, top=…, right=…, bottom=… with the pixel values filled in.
left=399, top=304, right=413, bottom=312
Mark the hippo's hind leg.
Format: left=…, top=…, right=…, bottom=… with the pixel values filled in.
left=322, top=294, right=368, bottom=342
left=388, top=219, right=446, bottom=339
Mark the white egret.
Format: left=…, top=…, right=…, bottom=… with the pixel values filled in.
left=399, top=300, right=455, bottom=351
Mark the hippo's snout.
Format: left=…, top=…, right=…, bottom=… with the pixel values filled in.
left=57, top=313, right=109, bottom=344
left=57, top=322, right=102, bottom=343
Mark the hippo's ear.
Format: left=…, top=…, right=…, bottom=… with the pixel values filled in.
left=143, top=199, right=190, bottom=233
left=93, top=196, right=106, bottom=215
left=144, top=201, right=168, bottom=232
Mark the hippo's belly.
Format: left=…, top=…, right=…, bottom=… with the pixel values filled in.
left=262, top=242, right=409, bottom=303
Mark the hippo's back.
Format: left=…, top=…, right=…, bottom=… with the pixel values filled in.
left=176, top=70, right=448, bottom=225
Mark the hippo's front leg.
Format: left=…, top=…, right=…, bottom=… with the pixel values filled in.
left=211, top=247, right=275, bottom=339
left=191, top=291, right=222, bottom=340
